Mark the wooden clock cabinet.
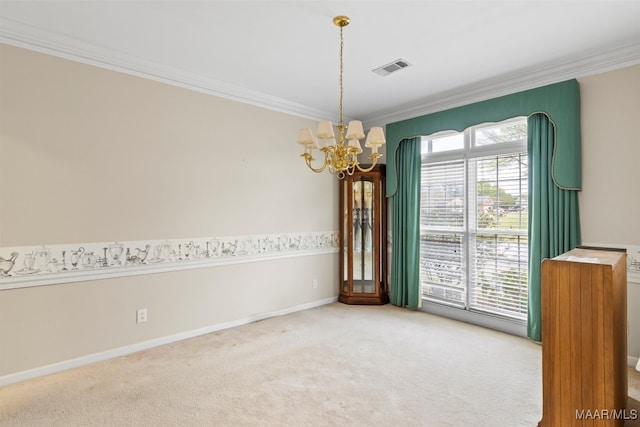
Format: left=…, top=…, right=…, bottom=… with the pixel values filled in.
left=338, top=164, right=389, bottom=305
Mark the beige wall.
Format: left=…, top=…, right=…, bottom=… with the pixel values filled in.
left=578, top=64, right=640, bottom=359
left=0, top=256, right=337, bottom=375
left=0, top=45, right=336, bottom=245
left=0, top=45, right=338, bottom=378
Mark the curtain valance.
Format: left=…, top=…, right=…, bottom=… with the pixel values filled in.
left=385, top=79, right=581, bottom=196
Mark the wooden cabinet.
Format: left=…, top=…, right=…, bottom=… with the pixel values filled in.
left=338, top=165, right=388, bottom=305
left=538, top=247, right=628, bottom=427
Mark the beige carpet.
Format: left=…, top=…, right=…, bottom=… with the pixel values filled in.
left=1, top=303, right=639, bottom=426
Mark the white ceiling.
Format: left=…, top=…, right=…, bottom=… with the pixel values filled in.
left=1, top=1, right=640, bottom=128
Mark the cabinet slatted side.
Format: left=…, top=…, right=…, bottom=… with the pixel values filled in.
left=538, top=248, right=627, bottom=427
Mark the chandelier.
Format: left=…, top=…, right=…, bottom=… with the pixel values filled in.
left=297, top=15, right=386, bottom=179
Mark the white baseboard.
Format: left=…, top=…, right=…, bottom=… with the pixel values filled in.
left=0, top=296, right=338, bottom=387
left=630, top=356, right=640, bottom=370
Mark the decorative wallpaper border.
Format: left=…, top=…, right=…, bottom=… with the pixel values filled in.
left=0, top=231, right=339, bottom=290
left=2, top=237, right=635, bottom=290
left=624, top=245, right=640, bottom=282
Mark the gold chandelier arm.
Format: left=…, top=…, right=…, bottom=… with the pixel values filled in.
left=302, top=148, right=332, bottom=173
left=355, top=154, right=383, bottom=173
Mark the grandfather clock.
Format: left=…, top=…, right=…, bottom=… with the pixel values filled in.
left=339, top=164, right=388, bottom=305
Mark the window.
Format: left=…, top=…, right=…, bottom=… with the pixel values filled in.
left=420, top=117, right=528, bottom=323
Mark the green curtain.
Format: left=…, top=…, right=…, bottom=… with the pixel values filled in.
left=390, top=137, right=421, bottom=309
left=527, top=113, right=581, bottom=342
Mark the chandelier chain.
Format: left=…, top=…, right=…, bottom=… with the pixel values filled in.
left=339, top=24, right=344, bottom=128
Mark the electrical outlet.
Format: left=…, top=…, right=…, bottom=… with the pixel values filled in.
left=312, top=278, right=318, bottom=289
left=136, top=308, right=148, bottom=323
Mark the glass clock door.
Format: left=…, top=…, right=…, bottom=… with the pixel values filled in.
left=351, top=177, right=375, bottom=294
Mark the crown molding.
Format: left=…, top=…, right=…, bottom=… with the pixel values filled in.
left=0, top=17, right=335, bottom=122
left=363, top=42, right=640, bottom=129
left=2, top=17, right=639, bottom=128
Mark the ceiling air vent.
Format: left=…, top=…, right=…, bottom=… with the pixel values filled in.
left=372, top=59, right=412, bottom=76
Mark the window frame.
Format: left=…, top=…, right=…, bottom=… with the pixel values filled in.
left=420, top=117, right=528, bottom=329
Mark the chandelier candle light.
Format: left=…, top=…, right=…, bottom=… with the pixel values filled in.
left=297, top=15, right=386, bottom=179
